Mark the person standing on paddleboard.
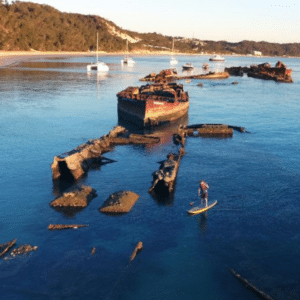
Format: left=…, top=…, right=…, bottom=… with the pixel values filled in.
left=198, top=180, right=209, bottom=207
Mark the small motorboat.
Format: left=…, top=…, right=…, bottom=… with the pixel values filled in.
left=209, top=55, right=225, bottom=62
left=182, top=63, right=194, bottom=70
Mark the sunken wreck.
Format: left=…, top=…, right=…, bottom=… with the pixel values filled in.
left=117, top=82, right=189, bottom=127
left=225, top=61, right=293, bottom=83
left=149, top=148, right=185, bottom=196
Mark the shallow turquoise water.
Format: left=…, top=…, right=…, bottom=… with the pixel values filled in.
left=0, top=55, right=300, bottom=299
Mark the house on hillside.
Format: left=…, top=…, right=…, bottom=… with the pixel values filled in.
left=253, top=51, right=262, bottom=56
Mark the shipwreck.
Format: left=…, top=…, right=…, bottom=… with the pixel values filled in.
left=140, top=69, right=230, bottom=82
left=51, top=126, right=160, bottom=182
left=225, top=61, right=293, bottom=83
left=149, top=148, right=185, bottom=196
left=117, top=82, right=190, bottom=127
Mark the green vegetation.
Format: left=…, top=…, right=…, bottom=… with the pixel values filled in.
left=1, top=1, right=300, bottom=56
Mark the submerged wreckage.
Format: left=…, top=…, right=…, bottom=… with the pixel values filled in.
left=51, top=126, right=160, bottom=181
left=117, top=82, right=189, bottom=127
left=140, top=68, right=230, bottom=82
left=225, top=61, right=293, bottom=83
left=149, top=148, right=185, bottom=196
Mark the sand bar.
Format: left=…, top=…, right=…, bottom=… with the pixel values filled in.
left=0, top=50, right=226, bottom=67
left=0, top=51, right=96, bottom=67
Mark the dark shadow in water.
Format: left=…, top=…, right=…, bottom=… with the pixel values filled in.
left=52, top=158, right=116, bottom=195
left=52, top=178, right=77, bottom=196
left=149, top=184, right=175, bottom=206
left=198, top=213, right=208, bottom=234
left=50, top=206, right=86, bottom=218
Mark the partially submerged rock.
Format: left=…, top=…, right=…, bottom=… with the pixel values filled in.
left=10, top=244, right=38, bottom=257
left=48, top=224, right=89, bottom=230
left=50, top=185, right=97, bottom=208
left=99, top=191, right=140, bottom=214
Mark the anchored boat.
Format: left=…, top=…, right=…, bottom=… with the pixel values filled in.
left=117, top=82, right=189, bottom=127
left=209, top=55, right=225, bottom=62
left=87, top=33, right=109, bottom=72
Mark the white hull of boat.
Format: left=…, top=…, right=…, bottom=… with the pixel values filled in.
left=170, top=57, right=178, bottom=65
left=87, top=62, right=109, bottom=72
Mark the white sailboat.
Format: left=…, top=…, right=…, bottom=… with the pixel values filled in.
left=87, top=33, right=109, bottom=72
left=121, top=40, right=135, bottom=65
left=170, top=38, right=178, bottom=65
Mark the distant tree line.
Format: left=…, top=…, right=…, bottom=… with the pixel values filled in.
left=0, top=1, right=300, bottom=56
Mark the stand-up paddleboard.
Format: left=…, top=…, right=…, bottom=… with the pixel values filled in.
left=187, top=200, right=218, bottom=215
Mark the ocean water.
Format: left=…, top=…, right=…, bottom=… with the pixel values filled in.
left=0, top=54, right=300, bottom=300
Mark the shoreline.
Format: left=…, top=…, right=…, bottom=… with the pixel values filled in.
left=0, top=50, right=296, bottom=68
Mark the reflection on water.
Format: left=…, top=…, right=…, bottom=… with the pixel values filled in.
left=198, top=213, right=207, bottom=234
left=118, top=113, right=189, bottom=150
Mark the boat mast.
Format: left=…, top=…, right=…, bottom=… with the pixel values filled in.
left=172, top=38, right=174, bottom=53
left=96, top=32, right=99, bottom=63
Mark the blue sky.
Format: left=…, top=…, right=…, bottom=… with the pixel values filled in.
left=18, top=0, right=300, bottom=43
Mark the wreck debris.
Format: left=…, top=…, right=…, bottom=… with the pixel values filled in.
left=175, top=123, right=247, bottom=138
left=187, top=124, right=233, bottom=137
left=51, top=126, right=160, bottom=181
left=140, top=68, right=178, bottom=82
left=149, top=148, right=185, bottom=195
left=117, top=82, right=189, bottom=127
left=129, top=241, right=143, bottom=262
left=178, top=71, right=230, bottom=80
left=225, top=61, right=293, bottom=83
left=10, top=245, right=38, bottom=257
left=229, top=269, right=276, bottom=300
left=140, top=69, right=230, bottom=82
left=224, top=66, right=247, bottom=76
left=48, top=224, right=89, bottom=230
left=50, top=185, right=97, bottom=208
left=99, top=191, right=140, bottom=214
left=0, top=239, right=17, bottom=258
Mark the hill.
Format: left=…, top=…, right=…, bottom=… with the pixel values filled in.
left=1, top=1, right=300, bottom=56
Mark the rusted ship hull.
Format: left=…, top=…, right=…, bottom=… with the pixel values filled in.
left=118, top=98, right=189, bottom=127
left=117, top=82, right=190, bottom=127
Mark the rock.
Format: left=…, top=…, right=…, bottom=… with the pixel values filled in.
left=50, top=185, right=97, bottom=208
left=99, top=191, right=140, bottom=214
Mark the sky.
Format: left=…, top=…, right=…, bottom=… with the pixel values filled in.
left=17, top=0, right=300, bottom=43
